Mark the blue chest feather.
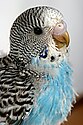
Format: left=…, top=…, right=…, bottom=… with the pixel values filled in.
left=22, top=59, right=76, bottom=125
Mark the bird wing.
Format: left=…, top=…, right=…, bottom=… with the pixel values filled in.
left=0, top=55, right=35, bottom=124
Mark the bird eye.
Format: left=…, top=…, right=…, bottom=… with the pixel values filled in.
left=34, top=27, right=43, bottom=35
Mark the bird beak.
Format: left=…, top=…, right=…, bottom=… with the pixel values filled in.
left=52, top=31, right=70, bottom=49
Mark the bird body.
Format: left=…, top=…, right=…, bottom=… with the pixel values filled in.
left=22, top=58, right=76, bottom=125
left=0, top=6, right=76, bottom=125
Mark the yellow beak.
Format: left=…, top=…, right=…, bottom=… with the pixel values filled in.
left=52, top=31, right=70, bottom=49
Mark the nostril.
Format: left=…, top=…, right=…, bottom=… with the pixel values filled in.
left=52, top=21, right=67, bottom=36
left=50, top=56, right=55, bottom=62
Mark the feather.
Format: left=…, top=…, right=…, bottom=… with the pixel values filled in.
left=22, top=59, right=76, bottom=125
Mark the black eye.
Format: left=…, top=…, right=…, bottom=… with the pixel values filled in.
left=34, top=27, right=43, bottom=35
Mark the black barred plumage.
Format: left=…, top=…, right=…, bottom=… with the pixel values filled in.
left=0, top=55, right=39, bottom=124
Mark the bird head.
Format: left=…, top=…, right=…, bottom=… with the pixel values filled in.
left=10, top=6, right=70, bottom=66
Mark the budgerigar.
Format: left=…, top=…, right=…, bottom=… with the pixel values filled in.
left=0, top=6, right=76, bottom=125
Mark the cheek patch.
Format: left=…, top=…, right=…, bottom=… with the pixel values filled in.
left=39, top=48, right=48, bottom=59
